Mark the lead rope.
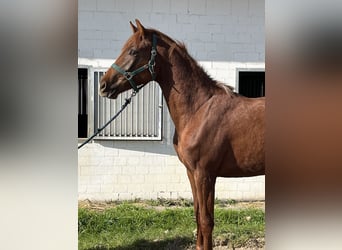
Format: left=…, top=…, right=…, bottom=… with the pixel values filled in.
left=78, top=91, right=137, bottom=150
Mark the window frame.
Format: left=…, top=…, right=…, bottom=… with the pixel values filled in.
left=236, top=68, right=265, bottom=97
left=84, top=67, right=163, bottom=141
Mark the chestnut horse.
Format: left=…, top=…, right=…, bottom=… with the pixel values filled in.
left=100, top=20, right=265, bottom=250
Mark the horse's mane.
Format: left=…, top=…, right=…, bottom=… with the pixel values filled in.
left=149, top=29, right=236, bottom=96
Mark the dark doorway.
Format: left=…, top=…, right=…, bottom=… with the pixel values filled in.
left=238, top=71, right=265, bottom=98
left=78, top=68, right=88, bottom=138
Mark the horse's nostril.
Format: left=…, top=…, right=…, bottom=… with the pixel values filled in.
left=100, top=82, right=107, bottom=92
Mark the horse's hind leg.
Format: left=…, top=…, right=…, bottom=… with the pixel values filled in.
left=194, top=171, right=216, bottom=250
left=187, top=170, right=203, bottom=249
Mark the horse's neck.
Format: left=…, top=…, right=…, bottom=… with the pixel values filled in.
left=157, top=48, right=220, bottom=133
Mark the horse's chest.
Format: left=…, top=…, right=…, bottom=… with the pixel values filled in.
left=173, top=131, right=221, bottom=171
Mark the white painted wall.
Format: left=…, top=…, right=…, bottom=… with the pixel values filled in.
left=78, top=0, right=265, bottom=201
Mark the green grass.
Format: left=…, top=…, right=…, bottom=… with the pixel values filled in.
left=79, top=202, right=264, bottom=250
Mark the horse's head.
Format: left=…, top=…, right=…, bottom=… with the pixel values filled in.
left=100, top=19, right=158, bottom=99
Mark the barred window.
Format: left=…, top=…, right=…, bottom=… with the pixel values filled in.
left=92, top=70, right=163, bottom=140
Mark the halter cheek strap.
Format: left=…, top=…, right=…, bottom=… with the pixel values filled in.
left=111, top=34, right=158, bottom=93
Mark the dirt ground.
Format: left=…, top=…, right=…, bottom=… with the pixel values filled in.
left=78, top=199, right=265, bottom=211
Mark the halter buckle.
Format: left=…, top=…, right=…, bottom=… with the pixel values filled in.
left=124, top=72, right=133, bottom=80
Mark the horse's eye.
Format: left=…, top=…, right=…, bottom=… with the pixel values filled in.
left=129, top=49, right=138, bottom=56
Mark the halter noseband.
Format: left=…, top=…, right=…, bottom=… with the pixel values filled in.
left=111, top=34, right=158, bottom=93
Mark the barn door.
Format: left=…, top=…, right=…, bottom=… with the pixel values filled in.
left=78, top=68, right=88, bottom=138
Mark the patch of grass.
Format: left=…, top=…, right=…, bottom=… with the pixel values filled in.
left=214, top=208, right=265, bottom=247
left=79, top=203, right=264, bottom=250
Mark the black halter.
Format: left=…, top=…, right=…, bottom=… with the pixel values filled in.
left=111, top=34, right=158, bottom=93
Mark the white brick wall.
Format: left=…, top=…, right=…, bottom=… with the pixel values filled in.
left=78, top=0, right=265, bottom=201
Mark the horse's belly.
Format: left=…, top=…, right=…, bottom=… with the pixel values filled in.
left=217, top=147, right=265, bottom=177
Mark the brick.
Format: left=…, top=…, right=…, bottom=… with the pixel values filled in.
left=212, top=33, right=225, bottom=42
left=79, top=0, right=96, bottom=11
left=79, top=30, right=102, bottom=40
left=116, top=1, right=134, bottom=12
left=106, top=166, right=122, bottom=175
left=206, top=0, right=231, bottom=15
left=101, top=184, right=114, bottom=193
left=191, top=42, right=205, bottom=53
left=96, top=0, right=115, bottom=11
left=80, top=166, right=93, bottom=176
left=188, top=0, right=206, bottom=15
left=93, top=48, right=102, bottom=58
left=175, top=166, right=186, bottom=174
left=87, top=185, right=101, bottom=193
left=109, top=193, right=119, bottom=200
left=198, top=61, right=212, bottom=70
left=89, top=176, right=103, bottom=184
left=148, top=166, right=163, bottom=174
left=113, top=184, right=128, bottom=193
left=163, top=165, right=176, bottom=175
left=176, top=14, right=199, bottom=24
left=113, top=158, right=126, bottom=166
left=122, top=165, right=135, bottom=175
left=104, top=147, right=119, bottom=156
left=135, top=165, right=149, bottom=174
left=228, top=191, right=242, bottom=200
left=127, top=157, right=141, bottom=166
left=100, top=156, right=114, bottom=166
left=233, top=52, right=259, bottom=62
left=154, top=184, right=167, bottom=192
left=197, top=32, right=212, bottom=43
left=94, top=166, right=108, bottom=175
left=128, top=184, right=143, bottom=192
left=170, top=192, right=179, bottom=199
left=103, top=175, right=117, bottom=184
left=232, top=0, right=249, bottom=16
left=102, top=193, right=119, bottom=200
left=132, top=175, right=145, bottom=183
left=134, top=0, right=152, bottom=12
left=117, top=175, right=131, bottom=184
left=157, top=191, right=171, bottom=199
left=119, top=148, right=145, bottom=156
left=195, top=24, right=211, bottom=33
left=152, top=0, right=170, bottom=13
left=146, top=192, right=158, bottom=200
left=237, top=182, right=251, bottom=192
left=79, top=176, right=91, bottom=185
left=142, top=183, right=154, bottom=192
left=118, top=193, right=133, bottom=200
left=249, top=0, right=265, bottom=17
left=78, top=39, right=97, bottom=50
left=78, top=185, right=87, bottom=193
left=170, top=0, right=188, bottom=14
left=242, top=191, right=255, bottom=200
left=178, top=192, right=192, bottom=199
left=212, top=61, right=229, bottom=69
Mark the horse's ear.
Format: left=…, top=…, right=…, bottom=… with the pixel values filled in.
left=130, top=21, right=138, bottom=33
left=135, top=19, right=145, bottom=37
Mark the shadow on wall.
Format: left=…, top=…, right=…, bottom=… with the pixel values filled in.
left=91, top=139, right=178, bottom=157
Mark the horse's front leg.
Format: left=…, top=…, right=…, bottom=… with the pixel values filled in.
left=194, top=170, right=216, bottom=250
left=187, top=170, right=203, bottom=249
